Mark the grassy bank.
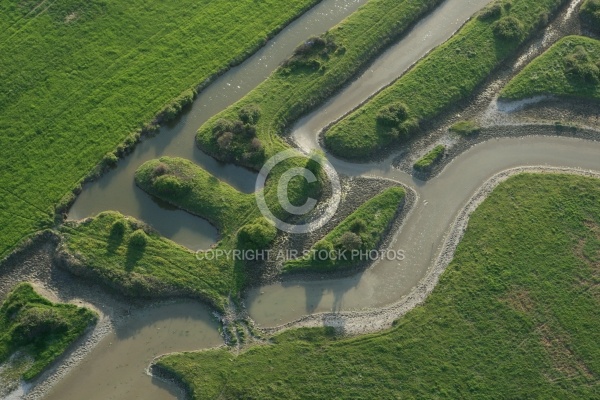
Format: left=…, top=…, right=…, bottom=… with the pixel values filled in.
left=157, top=174, right=600, bottom=398
left=324, top=0, right=568, bottom=159
left=195, top=0, right=445, bottom=169
left=134, top=156, right=323, bottom=238
left=0, top=0, right=322, bottom=259
left=283, top=187, right=405, bottom=272
left=501, top=36, right=600, bottom=101
left=0, top=283, right=97, bottom=381
left=413, top=145, right=445, bottom=172
left=135, top=158, right=256, bottom=237
left=60, top=212, right=234, bottom=309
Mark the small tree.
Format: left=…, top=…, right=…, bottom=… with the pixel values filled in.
left=492, top=16, right=524, bottom=41
left=129, top=229, right=148, bottom=249
left=111, top=219, right=127, bottom=238
left=217, top=131, right=234, bottom=150
left=237, top=218, right=277, bottom=250
left=238, top=104, right=261, bottom=125
left=376, top=103, right=409, bottom=127
left=337, top=231, right=362, bottom=251
left=350, top=219, right=367, bottom=234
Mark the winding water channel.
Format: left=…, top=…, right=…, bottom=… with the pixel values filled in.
left=48, top=0, right=600, bottom=398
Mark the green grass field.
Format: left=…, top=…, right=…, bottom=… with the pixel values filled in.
left=60, top=211, right=235, bottom=309
left=0, top=0, right=321, bottom=259
left=195, top=0, right=444, bottom=170
left=0, top=283, right=97, bottom=382
left=324, top=0, right=568, bottom=159
left=501, top=36, right=600, bottom=101
left=157, top=174, right=600, bottom=398
left=283, top=187, right=405, bottom=272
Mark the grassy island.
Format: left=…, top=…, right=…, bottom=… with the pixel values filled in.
left=0, top=283, right=97, bottom=383
left=195, top=0, right=446, bottom=170
left=283, top=186, right=405, bottom=272
left=60, top=211, right=238, bottom=310
left=324, top=0, right=569, bottom=159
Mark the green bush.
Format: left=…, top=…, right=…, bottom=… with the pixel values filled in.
left=102, top=152, right=118, bottom=167
left=238, top=104, right=261, bottom=125
left=580, top=0, right=600, bottom=32
left=413, top=145, right=445, bottom=172
left=129, top=229, right=148, bottom=248
left=449, top=120, right=481, bottom=136
left=350, top=218, right=367, bottom=234
left=564, top=46, right=600, bottom=83
left=110, top=220, right=127, bottom=238
left=237, top=218, right=277, bottom=250
left=153, top=175, right=188, bottom=196
left=337, top=231, right=362, bottom=251
left=478, top=2, right=504, bottom=20
left=216, top=131, right=234, bottom=150
left=493, top=16, right=525, bottom=41
left=376, top=103, right=409, bottom=127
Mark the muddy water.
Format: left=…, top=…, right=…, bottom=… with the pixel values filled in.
left=248, top=136, right=600, bottom=325
left=68, top=0, right=367, bottom=251
left=51, top=0, right=600, bottom=398
left=44, top=302, right=221, bottom=400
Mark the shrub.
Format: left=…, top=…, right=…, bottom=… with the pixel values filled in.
left=217, top=131, right=234, bottom=150
left=238, top=104, right=261, bottom=125
left=314, top=239, right=334, bottom=254
left=213, top=119, right=234, bottom=135
left=414, top=145, right=445, bottom=172
left=250, top=137, right=263, bottom=151
left=572, top=62, right=600, bottom=83
left=337, top=231, right=362, bottom=251
left=244, top=124, right=257, bottom=138
left=110, top=220, right=127, bottom=238
left=129, top=229, right=148, bottom=248
left=478, top=2, right=503, bottom=20
left=450, top=120, right=481, bottom=136
left=376, top=103, right=409, bottom=127
left=237, top=218, right=277, bottom=250
left=153, top=175, right=188, bottom=196
left=294, top=36, right=328, bottom=56
left=350, top=219, right=367, bottom=234
left=580, top=0, right=600, bottom=32
left=152, top=162, right=169, bottom=177
left=102, top=152, right=118, bottom=167
left=564, top=46, right=600, bottom=84
left=493, top=16, right=525, bottom=41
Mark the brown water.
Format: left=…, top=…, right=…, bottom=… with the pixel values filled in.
left=68, top=0, right=368, bottom=251
left=248, top=136, right=600, bottom=325
left=44, top=302, right=221, bottom=400
left=48, top=0, right=600, bottom=398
